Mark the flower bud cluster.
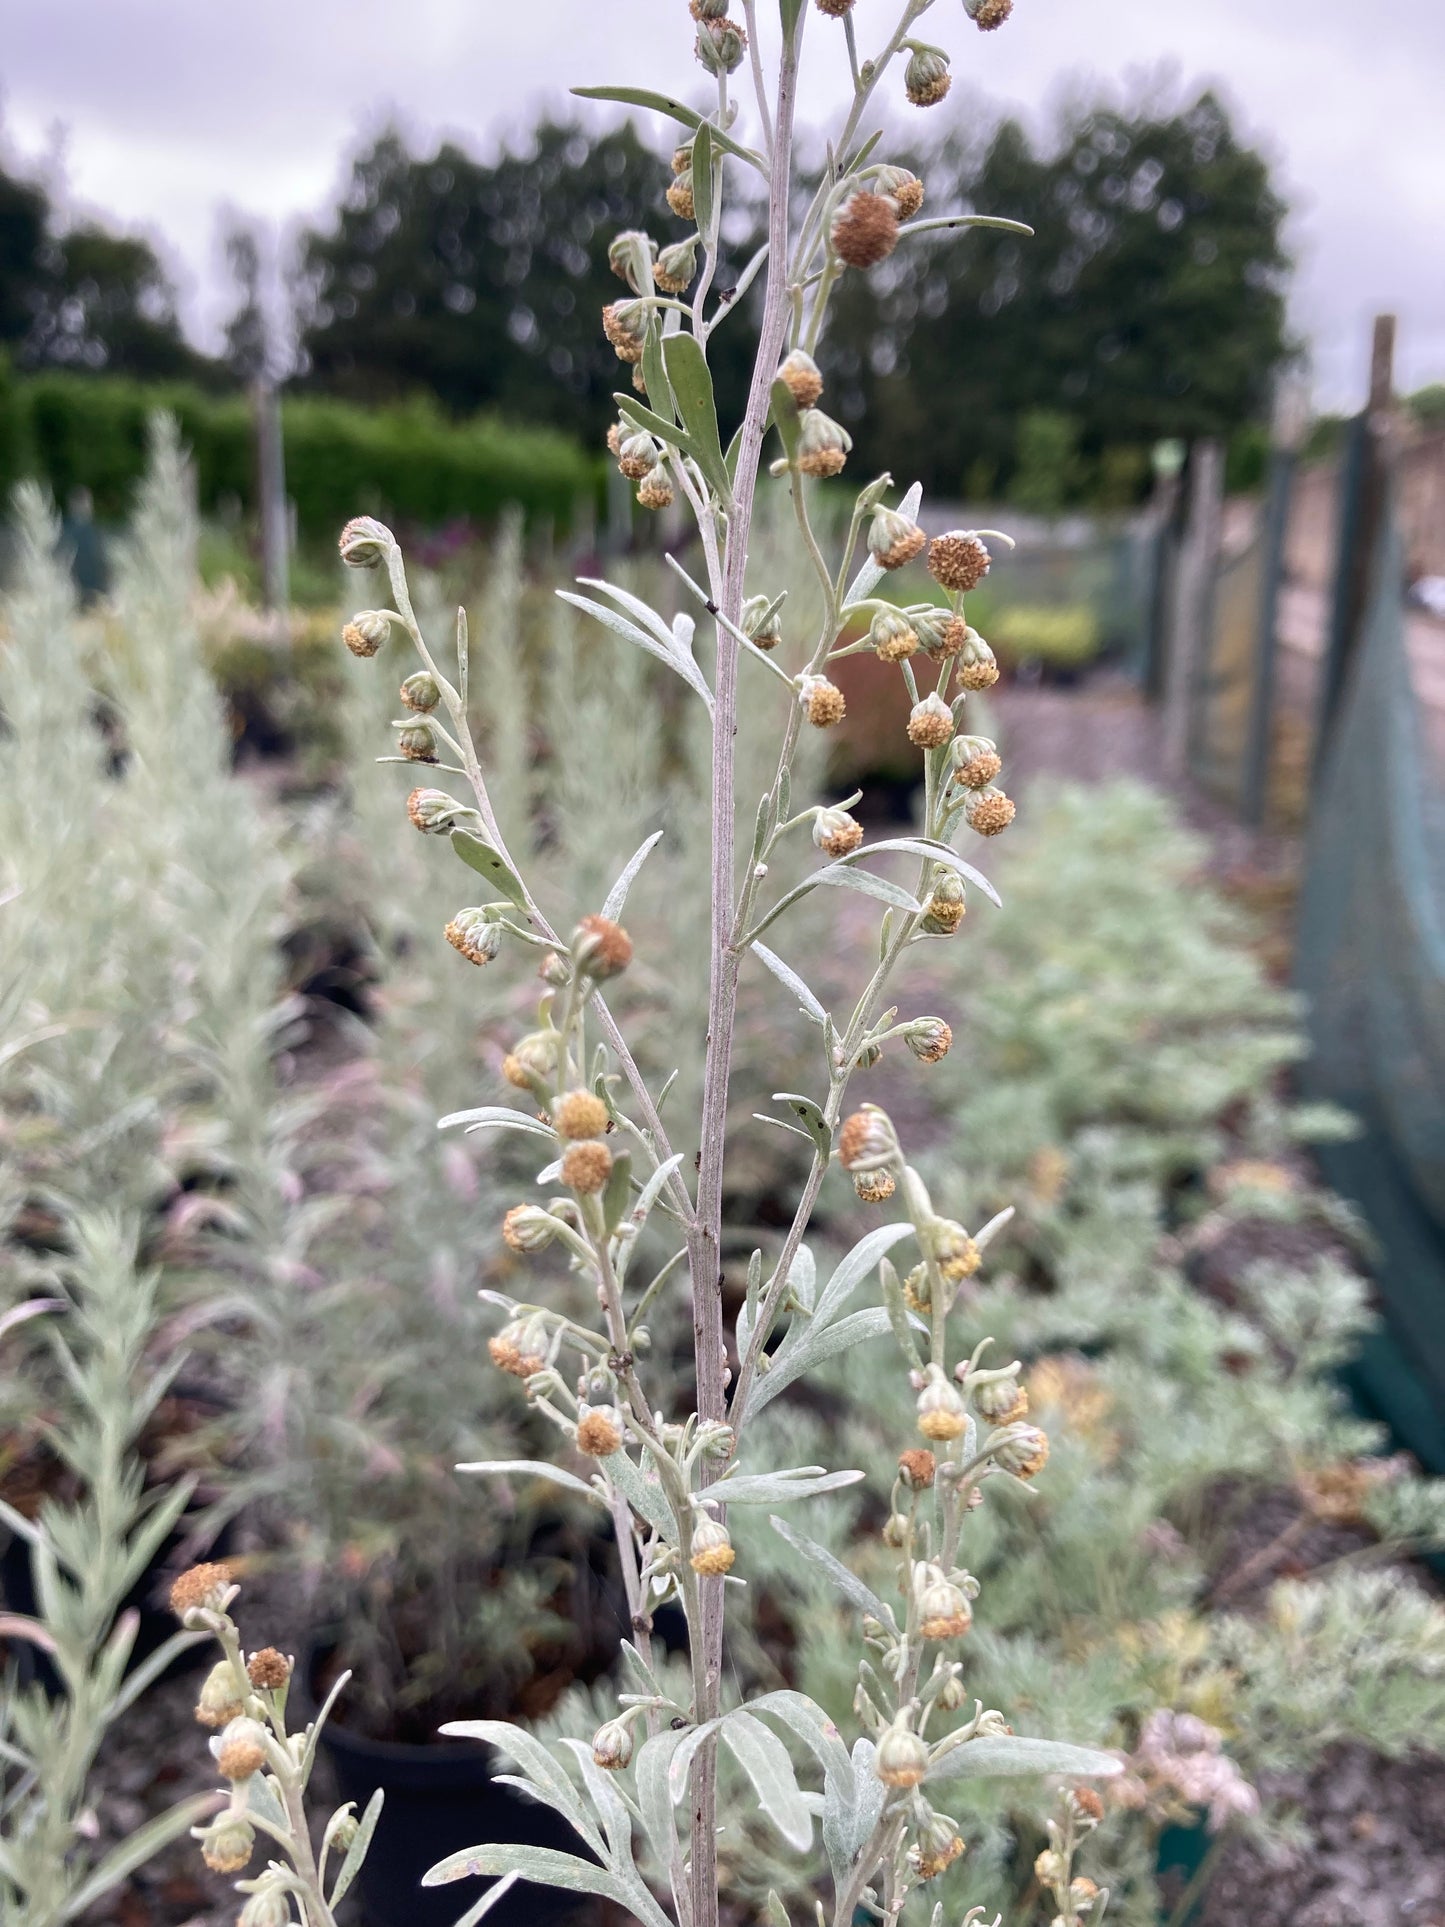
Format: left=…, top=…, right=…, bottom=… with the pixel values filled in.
left=904, top=45, right=951, bottom=107
left=854, top=1167, right=897, bottom=1203
left=655, top=236, right=699, bottom=292
left=607, top=229, right=656, bottom=294
left=742, top=594, right=785, bottom=650
left=907, top=693, right=953, bottom=750
left=928, top=530, right=992, bottom=592
left=831, top=190, right=901, bottom=270
left=602, top=301, right=649, bottom=364
left=988, top=1420, right=1051, bottom=1480
left=915, top=1562, right=974, bottom=1640
left=591, top=1718, right=635, bottom=1770
left=573, top=913, right=633, bottom=981
left=870, top=609, right=918, bottom=662
left=695, top=14, right=747, bottom=73
left=406, top=788, right=476, bottom=834
left=799, top=674, right=846, bottom=726
left=921, top=872, right=967, bottom=935
left=576, top=1402, right=624, bottom=1457
left=876, top=1715, right=928, bottom=1786
left=813, top=805, right=864, bottom=858
left=176, top=1569, right=368, bottom=1917
left=689, top=1516, right=736, bottom=1575
left=445, top=907, right=503, bottom=967
left=868, top=505, right=927, bottom=571
left=338, top=517, right=394, bottom=569
left=796, top=410, right=852, bottom=479
left=916, top=1370, right=967, bottom=1441
left=837, top=1105, right=898, bottom=1173
left=875, top=166, right=925, bottom=220
left=343, top=610, right=392, bottom=657
left=489, top=1311, right=550, bottom=1373
left=778, top=348, right=824, bottom=409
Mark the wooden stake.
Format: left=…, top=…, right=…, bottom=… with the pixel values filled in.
left=1162, top=438, right=1225, bottom=781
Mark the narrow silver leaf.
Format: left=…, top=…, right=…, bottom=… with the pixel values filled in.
left=603, top=830, right=665, bottom=921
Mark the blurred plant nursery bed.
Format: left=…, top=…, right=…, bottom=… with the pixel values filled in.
left=3, top=470, right=1443, bottom=1927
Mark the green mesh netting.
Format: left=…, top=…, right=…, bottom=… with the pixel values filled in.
left=1294, top=496, right=1445, bottom=1464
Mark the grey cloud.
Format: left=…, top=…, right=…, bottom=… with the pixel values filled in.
left=3, top=0, right=1442, bottom=401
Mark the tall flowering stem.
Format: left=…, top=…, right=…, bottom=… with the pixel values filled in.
left=334, top=4, right=1122, bottom=1926
left=172, top=1565, right=375, bottom=1927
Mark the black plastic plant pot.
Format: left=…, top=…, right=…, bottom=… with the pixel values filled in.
left=318, top=1713, right=596, bottom=1927
left=1155, top=1816, right=1215, bottom=1924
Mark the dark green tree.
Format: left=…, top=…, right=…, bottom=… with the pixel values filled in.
left=0, top=164, right=47, bottom=350
left=829, top=89, right=1291, bottom=500
left=22, top=225, right=207, bottom=380
left=294, top=121, right=689, bottom=440
left=0, top=151, right=214, bottom=382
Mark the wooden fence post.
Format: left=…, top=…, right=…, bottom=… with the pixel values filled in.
left=1162, top=438, right=1225, bottom=782
left=1241, top=381, right=1308, bottom=826
left=1315, top=315, right=1395, bottom=776
left=253, top=377, right=290, bottom=620
left=1141, top=440, right=1186, bottom=703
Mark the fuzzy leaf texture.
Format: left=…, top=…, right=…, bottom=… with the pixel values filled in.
left=718, top=1466, right=866, bottom=1504
left=769, top=1516, right=893, bottom=1625
left=603, top=830, right=666, bottom=921
left=751, top=942, right=828, bottom=1025
left=744, top=1223, right=914, bottom=1418
left=449, top=831, right=530, bottom=910
left=721, top=1710, right=814, bottom=1851
left=569, top=86, right=764, bottom=168
left=841, top=837, right=1002, bottom=908
left=557, top=586, right=714, bottom=708
left=662, top=332, right=731, bottom=505
left=925, top=1734, right=1124, bottom=1783
left=436, top=1721, right=605, bottom=1856
left=437, top=1106, right=555, bottom=1140
left=454, top=1459, right=603, bottom=1503
left=422, top=1842, right=665, bottom=1927
left=328, top=1788, right=384, bottom=1909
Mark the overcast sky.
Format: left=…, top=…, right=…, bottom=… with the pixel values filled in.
left=3, top=0, right=1443, bottom=406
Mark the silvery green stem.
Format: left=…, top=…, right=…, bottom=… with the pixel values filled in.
left=279, top=1774, right=338, bottom=1927
left=686, top=21, right=804, bottom=1927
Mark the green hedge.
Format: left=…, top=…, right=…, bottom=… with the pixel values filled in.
left=0, top=359, right=600, bottom=534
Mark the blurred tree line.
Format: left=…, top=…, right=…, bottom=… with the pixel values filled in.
left=0, top=156, right=216, bottom=384
left=0, top=85, right=1295, bottom=508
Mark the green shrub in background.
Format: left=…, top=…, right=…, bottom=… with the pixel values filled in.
left=990, top=600, right=1102, bottom=675
left=0, top=355, right=599, bottom=537
left=1009, top=409, right=1086, bottom=517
